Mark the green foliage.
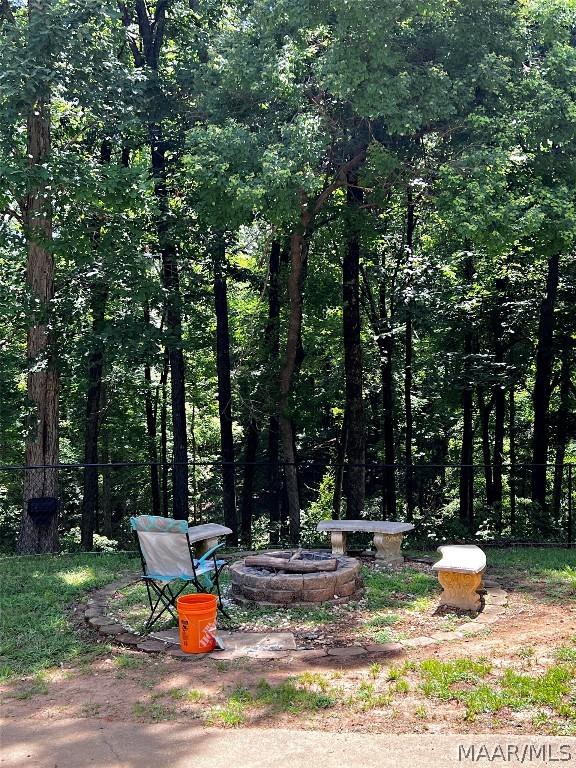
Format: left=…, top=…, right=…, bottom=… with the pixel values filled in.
left=0, top=0, right=575, bottom=553
left=419, top=658, right=493, bottom=700
left=61, top=527, right=119, bottom=553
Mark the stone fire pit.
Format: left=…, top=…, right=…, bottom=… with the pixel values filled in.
left=230, top=550, right=363, bottom=606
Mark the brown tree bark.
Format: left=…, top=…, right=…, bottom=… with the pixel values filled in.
left=160, top=350, right=170, bottom=516
left=81, top=140, right=112, bottom=550
left=491, top=277, right=507, bottom=531
left=143, top=302, right=161, bottom=516
left=123, top=0, right=188, bottom=519
left=509, top=385, right=517, bottom=534
left=100, top=384, right=112, bottom=537
left=380, top=276, right=396, bottom=519
left=279, top=213, right=310, bottom=546
left=332, top=409, right=348, bottom=519
left=213, top=237, right=237, bottom=543
left=552, top=336, right=573, bottom=521
left=458, top=253, right=475, bottom=528
left=476, top=387, right=494, bottom=507
left=404, top=191, right=416, bottom=519
left=342, top=172, right=365, bottom=518
left=240, top=417, right=259, bottom=547
left=19, top=0, right=59, bottom=554
left=277, top=153, right=366, bottom=546
left=531, top=252, right=561, bottom=530
left=266, top=240, right=282, bottom=543
left=360, top=259, right=396, bottom=518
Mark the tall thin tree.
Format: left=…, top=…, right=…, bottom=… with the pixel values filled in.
left=19, top=0, right=60, bottom=554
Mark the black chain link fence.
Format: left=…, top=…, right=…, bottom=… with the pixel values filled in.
left=1, top=461, right=573, bottom=554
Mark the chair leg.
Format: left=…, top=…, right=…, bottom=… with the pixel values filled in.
left=143, top=580, right=186, bottom=632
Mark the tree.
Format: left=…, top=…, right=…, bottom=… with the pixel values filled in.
left=19, top=0, right=60, bottom=554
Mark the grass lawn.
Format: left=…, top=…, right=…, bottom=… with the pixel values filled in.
left=0, top=552, right=138, bottom=681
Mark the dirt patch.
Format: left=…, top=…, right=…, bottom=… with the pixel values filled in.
left=2, top=595, right=575, bottom=736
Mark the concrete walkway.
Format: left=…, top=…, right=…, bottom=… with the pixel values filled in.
left=2, top=719, right=575, bottom=768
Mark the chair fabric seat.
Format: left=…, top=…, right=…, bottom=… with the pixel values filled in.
left=145, top=559, right=227, bottom=583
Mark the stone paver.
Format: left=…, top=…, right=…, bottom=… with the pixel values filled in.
left=116, top=633, right=140, bottom=646
left=98, top=624, right=127, bottom=635
left=207, top=631, right=297, bottom=659
left=474, top=613, right=501, bottom=625
left=429, top=631, right=464, bottom=642
left=364, top=642, right=405, bottom=656
left=290, top=649, right=328, bottom=660
left=484, top=594, right=507, bottom=606
left=458, top=622, right=487, bottom=635
left=88, top=616, right=113, bottom=627
left=480, top=603, right=505, bottom=615
left=137, top=641, right=167, bottom=653
left=402, top=637, right=436, bottom=648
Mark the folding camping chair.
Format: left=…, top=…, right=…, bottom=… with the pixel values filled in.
left=130, top=515, right=229, bottom=632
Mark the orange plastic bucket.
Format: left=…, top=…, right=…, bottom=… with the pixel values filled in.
left=176, top=593, right=218, bottom=653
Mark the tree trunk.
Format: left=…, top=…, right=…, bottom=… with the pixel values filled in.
left=240, top=417, right=259, bottom=547
left=81, top=140, right=112, bottom=550
left=342, top=172, right=365, bottom=518
left=491, top=277, right=507, bottom=532
left=380, top=284, right=396, bottom=518
left=404, top=192, right=416, bottom=520
left=332, top=410, right=348, bottom=519
left=19, top=0, right=59, bottom=554
left=266, top=241, right=282, bottom=544
left=152, top=131, right=188, bottom=520
left=360, top=258, right=395, bottom=518
left=279, top=211, right=311, bottom=546
left=143, top=302, right=161, bottom=516
left=531, top=252, right=560, bottom=530
left=81, top=279, right=108, bottom=548
left=476, top=387, right=494, bottom=508
left=214, top=237, right=237, bottom=542
left=509, top=385, right=516, bottom=534
left=190, top=400, right=199, bottom=523
left=160, top=350, right=169, bottom=516
left=459, top=253, right=475, bottom=528
left=552, top=336, right=572, bottom=521
left=100, top=384, right=112, bottom=537
left=126, top=0, right=188, bottom=520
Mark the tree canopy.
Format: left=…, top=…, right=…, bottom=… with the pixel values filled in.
left=0, top=0, right=574, bottom=552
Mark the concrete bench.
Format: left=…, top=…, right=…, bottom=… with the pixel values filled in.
left=432, top=544, right=486, bottom=611
left=317, top=520, right=414, bottom=564
left=187, top=523, right=232, bottom=557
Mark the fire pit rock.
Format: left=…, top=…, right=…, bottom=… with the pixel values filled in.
left=230, top=550, right=363, bottom=606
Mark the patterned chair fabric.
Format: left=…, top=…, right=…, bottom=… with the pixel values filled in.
left=130, top=515, right=188, bottom=534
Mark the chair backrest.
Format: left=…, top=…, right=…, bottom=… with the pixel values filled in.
left=130, top=515, right=195, bottom=581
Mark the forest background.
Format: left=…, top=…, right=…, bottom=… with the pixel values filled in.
left=0, top=0, right=574, bottom=554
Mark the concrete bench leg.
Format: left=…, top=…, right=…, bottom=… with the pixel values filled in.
left=373, top=532, right=404, bottom=564
left=195, top=536, right=219, bottom=558
left=437, top=570, right=483, bottom=611
left=330, top=531, right=347, bottom=556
